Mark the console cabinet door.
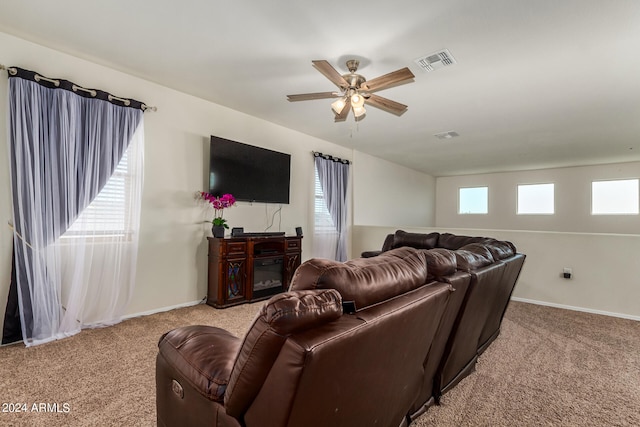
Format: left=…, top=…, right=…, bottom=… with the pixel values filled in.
left=284, top=237, right=302, bottom=288
left=223, top=257, right=246, bottom=304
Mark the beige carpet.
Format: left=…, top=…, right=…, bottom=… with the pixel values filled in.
left=0, top=301, right=638, bottom=426
left=414, top=302, right=640, bottom=427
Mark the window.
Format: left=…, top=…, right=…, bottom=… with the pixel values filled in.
left=64, top=145, right=134, bottom=237
left=592, top=179, right=639, bottom=215
left=314, top=167, right=335, bottom=233
left=459, top=186, right=488, bottom=214
left=517, top=183, right=554, bottom=214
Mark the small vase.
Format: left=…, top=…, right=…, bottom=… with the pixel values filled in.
left=212, top=225, right=225, bottom=238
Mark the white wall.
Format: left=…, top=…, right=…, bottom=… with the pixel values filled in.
left=435, top=162, right=640, bottom=234
left=0, top=31, right=431, bottom=325
left=353, top=151, right=436, bottom=227
left=426, top=163, right=640, bottom=319
left=352, top=225, right=640, bottom=320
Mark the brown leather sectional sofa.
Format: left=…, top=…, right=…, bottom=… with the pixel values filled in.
left=155, top=231, right=525, bottom=427
left=365, top=230, right=526, bottom=420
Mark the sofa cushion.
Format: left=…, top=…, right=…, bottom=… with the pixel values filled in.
left=225, top=289, right=342, bottom=417
left=484, top=239, right=516, bottom=260
left=437, top=233, right=490, bottom=250
left=392, top=230, right=440, bottom=250
left=421, top=248, right=457, bottom=280
left=290, top=247, right=428, bottom=310
left=455, top=243, right=495, bottom=271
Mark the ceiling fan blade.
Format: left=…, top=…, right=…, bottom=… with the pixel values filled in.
left=334, top=101, right=351, bottom=122
left=287, top=92, right=341, bottom=101
left=365, top=94, right=408, bottom=115
left=312, top=60, right=349, bottom=89
left=360, top=67, right=415, bottom=92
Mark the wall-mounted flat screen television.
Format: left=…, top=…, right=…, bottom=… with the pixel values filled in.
left=209, top=136, right=291, bottom=204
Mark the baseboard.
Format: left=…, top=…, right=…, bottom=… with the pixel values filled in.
left=511, top=297, right=640, bottom=322
left=122, top=299, right=205, bottom=321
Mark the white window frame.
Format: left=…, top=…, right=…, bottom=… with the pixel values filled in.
left=458, top=186, right=489, bottom=214
left=517, top=183, right=555, bottom=215
left=591, top=178, right=639, bottom=215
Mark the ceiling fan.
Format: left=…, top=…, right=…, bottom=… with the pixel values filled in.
left=287, top=59, right=415, bottom=122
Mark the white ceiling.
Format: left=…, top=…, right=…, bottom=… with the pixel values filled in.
left=1, top=0, right=639, bottom=176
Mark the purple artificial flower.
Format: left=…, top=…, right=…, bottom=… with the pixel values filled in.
left=220, top=193, right=236, bottom=208
left=197, top=191, right=236, bottom=228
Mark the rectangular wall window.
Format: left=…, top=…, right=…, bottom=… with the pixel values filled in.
left=592, top=179, right=639, bottom=215
left=517, top=183, right=554, bottom=214
left=63, top=137, right=141, bottom=238
left=459, top=186, right=488, bottom=214
left=314, top=167, right=335, bottom=233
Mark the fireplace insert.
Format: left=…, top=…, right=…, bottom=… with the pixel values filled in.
left=252, top=256, right=284, bottom=299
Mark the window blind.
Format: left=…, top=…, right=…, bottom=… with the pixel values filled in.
left=314, top=167, right=336, bottom=233
left=64, top=152, right=129, bottom=236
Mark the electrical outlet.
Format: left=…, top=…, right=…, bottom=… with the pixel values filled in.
left=563, top=267, right=572, bottom=279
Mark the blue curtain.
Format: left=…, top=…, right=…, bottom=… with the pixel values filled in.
left=314, top=153, right=350, bottom=261
left=3, top=67, right=144, bottom=345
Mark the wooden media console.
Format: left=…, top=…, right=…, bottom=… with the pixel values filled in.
left=206, top=235, right=302, bottom=308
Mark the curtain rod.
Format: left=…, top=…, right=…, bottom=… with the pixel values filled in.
left=1, top=63, right=157, bottom=112
left=0, top=64, right=17, bottom=75
left=312, top=151, right=351, bottom=164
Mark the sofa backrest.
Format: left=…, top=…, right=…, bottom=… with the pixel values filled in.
left=421, top=248, right=457, bottom=281
left=437, top=233, right=492, bottom=250
left=289, top=247, right=428, bottom=311
left=380, top=233, right=395, bottom=252
left=391, top=230, right=440, bottom=250
left=224, top=289, right=342, bottom=417
left=483, top=239, right=516, bottom=260
left=454, top=243, right=495, bottom=271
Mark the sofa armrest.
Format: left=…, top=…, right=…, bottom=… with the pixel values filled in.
left=158, top=325, right=242, bottom=403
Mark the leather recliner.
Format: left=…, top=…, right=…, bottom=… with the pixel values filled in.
left=156, top=247, right=456, bottom=427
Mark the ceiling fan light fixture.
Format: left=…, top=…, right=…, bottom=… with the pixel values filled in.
left=353, top=105, right=366, bottom=118
left=331, top=97, right=347, bottom=114
left=350, top=93, right=365, bottom=108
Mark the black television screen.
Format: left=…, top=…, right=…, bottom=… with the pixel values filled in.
left=209, top=136, right=291, bottom=204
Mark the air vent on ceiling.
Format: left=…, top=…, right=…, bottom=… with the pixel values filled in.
left=434, top=131, right=459, bottom=140
left=414, top=49, right=456, bottom=72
